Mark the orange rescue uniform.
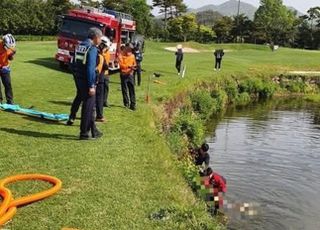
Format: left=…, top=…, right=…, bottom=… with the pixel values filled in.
left=96, top=50, right=110, bottom=75
left=0, top=41, right=15, bottom=68
left=119, top=54, right=136, bottom=75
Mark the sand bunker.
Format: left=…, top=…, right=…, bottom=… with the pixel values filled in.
left=288, top=71, right=320, bottom=75
left=165, top=47, right=200, bottom=53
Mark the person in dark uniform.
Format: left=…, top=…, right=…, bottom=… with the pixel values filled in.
left=133, top=42, right=143, bottom=86
left=214, top=49, right=224, bottom=71
left=175, top=44, right=183, bottom=75
left=73, top=27, right=103, bottom=140
left=191, top=143, right=210, bottom=176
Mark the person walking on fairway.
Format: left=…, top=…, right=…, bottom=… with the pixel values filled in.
left=133, top=42, right=143, bottom=86
left=119, top=44, right=137, bottom=111
left=214, top=49, right=224, bottom=71
left=96, top=36, right=111, bottom=122
left=0, top=34, right=16, bottom=104
left=175, top=44, right=183, bottom=75
left=73, top=27, right=103, bottom=140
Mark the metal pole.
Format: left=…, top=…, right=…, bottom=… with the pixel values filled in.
left=237, top=0, right=241, bottom=43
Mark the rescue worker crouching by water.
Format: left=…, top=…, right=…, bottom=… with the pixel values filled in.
left=96, top=36, right=111, bottom=122
left=204, top=167, right=227, bottom=215
left=190, top=143, right=210, bottom=176
left=118, top=44, right=137, bottom=111
left=0, top=34, right=16, bottom=105
left=73, top=27, right=103, bottom=140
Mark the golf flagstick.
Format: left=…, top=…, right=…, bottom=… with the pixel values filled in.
left=181, top=64, right=186, bottom=78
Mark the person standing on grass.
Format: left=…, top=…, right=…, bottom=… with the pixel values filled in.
left=175, top=44, right=183, bottom=75
left=119, top=44, right=137, bottom=111
left=133, top=41, right=143, bottom=86
left=95, top=36, right=111, bottom=122
left=214, top=49, right=224, bottom=71
left=103, top=40, right=111, bottom=108
left=0, top=34, right=16, bottom=105
left=73, top=27, right=103, bottom=140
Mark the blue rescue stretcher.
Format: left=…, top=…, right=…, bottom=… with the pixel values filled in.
left=0, top=104, right=69, bottom=121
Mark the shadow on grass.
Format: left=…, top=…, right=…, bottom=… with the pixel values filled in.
left=25, top=57, right=70, bottom=73
left=22, top=116, right=69, bottom=126
left=0, top=127, right=76, bottom=140
left=48, top=100, right=72, bottom=106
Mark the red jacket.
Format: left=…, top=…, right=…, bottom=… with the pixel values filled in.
left=204, top=172, right=227, bottom=193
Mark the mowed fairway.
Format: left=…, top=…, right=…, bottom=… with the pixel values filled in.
left=0, top=41, right=319, bottom=229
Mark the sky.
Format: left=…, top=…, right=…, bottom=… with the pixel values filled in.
left=147, top=0, right=319, bottom=14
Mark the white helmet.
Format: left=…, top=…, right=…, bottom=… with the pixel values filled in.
left=2, top=34, right=16, bottom=49
left=101, top=36, right=111, bottom=48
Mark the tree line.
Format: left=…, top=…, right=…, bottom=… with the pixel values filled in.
left=0, top=0, right=319, bottom=49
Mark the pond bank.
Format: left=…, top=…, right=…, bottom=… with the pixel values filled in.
left=155, top=74, right=320, bottom=224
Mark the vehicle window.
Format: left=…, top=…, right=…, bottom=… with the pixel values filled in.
left=121, top=30, right=129, bottom=44
left=105, top=27, right=115, bottom=42
left=59, top=18, right=103, bottom=40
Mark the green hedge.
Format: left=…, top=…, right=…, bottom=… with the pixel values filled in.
left=15, top=35, right=57, bottom=41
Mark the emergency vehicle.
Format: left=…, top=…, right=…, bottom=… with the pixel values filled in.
left=55, top=7, right=136, bottom=70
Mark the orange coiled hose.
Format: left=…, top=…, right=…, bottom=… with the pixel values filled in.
left=0, top=174, right=62, bottom=226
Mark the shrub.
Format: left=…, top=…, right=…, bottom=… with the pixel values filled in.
left=172, top=111, right=205, bottom=147
left=259, top=81, right=278, bottom=98
left=167, top=131, right=188, bottom=155
left=285, top=81, right=306, bottom=93
left=223, top=79, right=239, bottom=103
left=239, top=78, right=263, bottom=95
left=211, top=89, right=228, bottom=111
left=190, top=91, right=217, bottom=120
left=178, top=154, right=199, bottom=186
left=236, top=92, right=251, bottom=106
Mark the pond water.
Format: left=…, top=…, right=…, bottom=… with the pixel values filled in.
left=207, top=99, right=320, bottom=230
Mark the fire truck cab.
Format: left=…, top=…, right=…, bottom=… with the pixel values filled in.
left=55, top=7, right=136, bottom=70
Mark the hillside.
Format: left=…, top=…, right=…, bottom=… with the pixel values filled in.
left=189, top=0, right=303, bottom=20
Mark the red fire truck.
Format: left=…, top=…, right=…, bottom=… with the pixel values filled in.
left=55, top=7, right=136, bottom=70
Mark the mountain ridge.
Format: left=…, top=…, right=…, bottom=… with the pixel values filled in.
left=188, top=0, right=303, bottom=20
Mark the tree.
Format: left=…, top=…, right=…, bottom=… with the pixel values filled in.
left=80, top=0, right=100, bottom=8
left=254, top=0, right=296, bottom=45
left=306, top=7, right=320, bottom=47
left=231, top=14, right=254, bottom=43
left=152, top=0, right=186, bottom=40
left=102, top=0, right=127, bottom=11
left=102, top=0, right=152, bottom=36
left=196, top=25, right=216, bottom=43
left=167, top=14, right=197, bottom=42
left=296, top=7, right=320, bottom=49
left=213, top=16, right=233, bottom=43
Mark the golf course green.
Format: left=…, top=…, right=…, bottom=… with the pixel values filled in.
left=0, top=40, right=319, bottom=229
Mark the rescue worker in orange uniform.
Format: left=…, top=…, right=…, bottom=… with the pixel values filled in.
left=96, top=36, right=111, bottom=122
left=118, top=44, right=137, bottom=110
left=0, top=34, right=16, bottom=104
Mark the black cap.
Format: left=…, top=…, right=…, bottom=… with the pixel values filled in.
left=201, top=143, right=209, bottom=152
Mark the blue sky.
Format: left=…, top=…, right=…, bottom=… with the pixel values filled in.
left=147, top=0, right=319, bottom=14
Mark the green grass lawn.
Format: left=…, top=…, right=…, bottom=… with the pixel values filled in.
left=0, top=41, right=319, bottom=230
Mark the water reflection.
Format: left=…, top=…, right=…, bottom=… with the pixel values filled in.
left=208, top=99, right=320, bottom=230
